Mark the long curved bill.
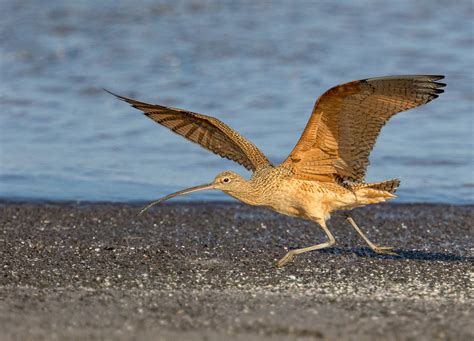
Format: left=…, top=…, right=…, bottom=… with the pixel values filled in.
left=138, top=183, right=214, bottom=216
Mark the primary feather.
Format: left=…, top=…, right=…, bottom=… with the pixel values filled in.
left=105, top=90, right=271, bottom=172
left=282, top=75, right=446, bottom=182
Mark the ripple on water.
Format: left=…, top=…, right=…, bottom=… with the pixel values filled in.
left=0, top=0, right=472, bottom=203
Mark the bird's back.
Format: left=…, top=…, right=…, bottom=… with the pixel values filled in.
left=249, top=165, right=400, bottom=219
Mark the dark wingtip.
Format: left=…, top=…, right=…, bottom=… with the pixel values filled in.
left=104, top=88, right=127, bottom=101
left=429, top=75, right=446, bottom=90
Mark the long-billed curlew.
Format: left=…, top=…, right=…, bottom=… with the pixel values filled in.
left=107, top=75, right=445, bottom=267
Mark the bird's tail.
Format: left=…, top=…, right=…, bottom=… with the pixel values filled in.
left=358, top=178, right=400, bottom=194
left=349, top=179, right=400, bottom=205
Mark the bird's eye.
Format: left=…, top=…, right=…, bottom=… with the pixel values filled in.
left=223, top=177, right=230, bottom=183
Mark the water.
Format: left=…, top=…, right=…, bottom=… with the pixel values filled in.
left=0, top=0, right=473, bottom=204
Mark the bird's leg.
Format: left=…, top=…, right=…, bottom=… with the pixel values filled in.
left=276, top=220, right=335, bottom=268
left=344, top=214, right=398, bottom=256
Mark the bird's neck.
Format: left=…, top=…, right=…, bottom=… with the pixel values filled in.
left=228, top=170, right=277, bottom=206
left=227, top=181, right=263, bottom=206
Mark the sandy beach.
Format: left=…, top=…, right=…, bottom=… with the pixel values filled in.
left=0, top=201, right=472, bottom=340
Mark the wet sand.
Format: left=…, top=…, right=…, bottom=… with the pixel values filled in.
left=0, top=201, right=472, bottom=340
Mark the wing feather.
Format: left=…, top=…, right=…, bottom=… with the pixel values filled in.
left=282, top=75, right=446, bottom=181
left=107, top=91, right=271, bottom=172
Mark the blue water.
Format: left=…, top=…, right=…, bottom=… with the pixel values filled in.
left=0, top=0, right=473, bottom=203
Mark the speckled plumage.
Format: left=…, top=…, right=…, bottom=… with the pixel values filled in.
left=109, top=75, right=446, bottom=267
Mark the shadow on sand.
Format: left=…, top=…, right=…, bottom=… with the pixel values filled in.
left=317, top=247, right=471, bottom=262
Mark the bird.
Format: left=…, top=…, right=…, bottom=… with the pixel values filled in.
left=107, top=75, right=446, bottom=267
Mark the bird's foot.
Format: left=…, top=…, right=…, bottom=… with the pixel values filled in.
left=371, top=245, right=398, bottom=256
left=276, top=250, right=296, bottom=268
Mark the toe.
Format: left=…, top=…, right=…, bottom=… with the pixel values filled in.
left=276, top=252, right=294, bottom=268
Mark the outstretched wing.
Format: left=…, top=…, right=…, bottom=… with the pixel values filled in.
left=282, top=75, right=446, bottom=182
left=107, top=91, right=271, bottom=172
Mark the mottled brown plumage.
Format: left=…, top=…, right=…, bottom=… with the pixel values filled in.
left=108, top=75, right=445, bottom=267
left=283, top=75, right=445, bottom=182
left=104, top=89, right=271, bottom=172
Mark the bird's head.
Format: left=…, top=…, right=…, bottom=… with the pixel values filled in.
left=138, top=171, right=248, bottom=215
left=212, top=171, right=247, bottom=193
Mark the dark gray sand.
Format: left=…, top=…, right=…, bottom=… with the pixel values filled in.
left=0, top=201, right=472, bottom=340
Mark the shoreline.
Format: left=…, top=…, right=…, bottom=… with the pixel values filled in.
left=1, top=197, right=473, bottom=205
left=1, top=201, right=473, bottom=340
